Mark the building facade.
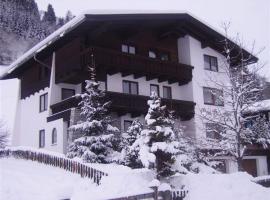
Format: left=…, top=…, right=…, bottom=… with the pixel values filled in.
left=1, top=12, right=268, bottom=176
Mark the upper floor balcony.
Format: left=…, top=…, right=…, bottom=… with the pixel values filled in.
left=48, top=91, right=195, bottom=122
left=56, top=46, right=193, bottom=85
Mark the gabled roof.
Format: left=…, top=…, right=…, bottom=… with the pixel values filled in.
left=0, top=10, right=258, bottom=80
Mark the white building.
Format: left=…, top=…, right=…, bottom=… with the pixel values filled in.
left=1, top=12, right=268, bottom=176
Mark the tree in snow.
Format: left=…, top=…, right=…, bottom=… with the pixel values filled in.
left=132, top=92, right=181, bottom=178
left=64, top=10, right=75, bottom=23
left=0, top=120, right=9, bottom=149
left=121, top=119, right=143, bottom=168
left=200, top=24, right=270, bottom=171
left=67, top=72, right=119, bottom=163
left=42, top=4, right=56, bottom=25
left=124, top=119, right=143, bottom=146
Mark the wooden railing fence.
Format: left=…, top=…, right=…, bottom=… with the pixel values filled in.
left=106, top=189, right=188, bottom=200
left=0, top=148, right=108, bottom=185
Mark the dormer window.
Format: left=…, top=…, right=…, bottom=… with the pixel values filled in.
left=121, top=44, right=136, bottom=54
left=204, top=55, right=218, bottom=72
left=148, top=50, right=157, bottom=59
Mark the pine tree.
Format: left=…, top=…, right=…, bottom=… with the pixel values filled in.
left=125, top=119, right=143, bottom=146
left=132, top=92, right=181, bottom=178
left=42, top=4, right=56, bottom=25
left=121, top=119, right=143, bottom=168
left=67, top=80, right=119, bottom=163
left=64, top=10, right=74, bottom=23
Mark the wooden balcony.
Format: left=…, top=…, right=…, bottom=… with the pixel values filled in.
left=56, top=46, right=193, bottom=85
left=49, top=92, right=195, bottom=121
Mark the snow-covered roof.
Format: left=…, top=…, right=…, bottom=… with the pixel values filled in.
left=246, top=99, right=270, bottom=113
left=0, top=10, right=258, bottom=80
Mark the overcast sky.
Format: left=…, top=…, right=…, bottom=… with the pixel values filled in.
left=1, top=0, right=270, bottom=131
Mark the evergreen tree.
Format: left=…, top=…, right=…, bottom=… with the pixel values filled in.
left=121, top=119, right=143, bottom=168
left=42, top=4, right=56, bottom=25
left=64, top=10, right=74, bottom=23
left=130, top=92, right=181, bottom=179
left=124, top=119, right=143, bottom=146
left=67, top=80, right=119, bottom=163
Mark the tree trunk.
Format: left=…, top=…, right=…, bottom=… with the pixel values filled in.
left=237, top=157, right=244, bottom=172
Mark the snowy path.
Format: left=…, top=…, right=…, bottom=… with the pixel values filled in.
left=0, top=158, right=95, bottom=200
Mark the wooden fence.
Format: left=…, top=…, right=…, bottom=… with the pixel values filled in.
left=106, top=189, right=188, bottom=200
left=0, top=148, right=108, bottom=185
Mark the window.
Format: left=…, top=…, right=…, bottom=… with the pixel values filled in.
left=39, top=130, right=45, bottom=148
left=121, top=44, right=136, bottom=54
left=52, top=128, right=57, bottom=144
left=160, top=52, right=169, bottom=61
left=203, top=87, right=224, bottom=106
left=39, top=93, right=48, bottom=112
left=124, top=120, right=132, bottom=132
left=123, top=80, right=138, bottom=95
left=204, top=55, right=218, bottom=72
left=163, top=86, right=172, bottom=99
left=205, top=123, right=222, bottom=140
left=150, top=84, right=160, bottom=96
left=61, top=88, right=75, bottom=100
left=148, top=50, right=157, bottom=59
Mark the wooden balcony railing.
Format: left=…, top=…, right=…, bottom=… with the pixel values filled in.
left=50, top=92, right=195, bottom=121
left=56, top=46, right=193, bottom=85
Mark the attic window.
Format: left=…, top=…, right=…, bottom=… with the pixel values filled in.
left=121, top=44, right=136, bottom=54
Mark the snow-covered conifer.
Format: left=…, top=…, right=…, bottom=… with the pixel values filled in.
left=125, top=119, right=143, bottom=146
left=134, top=92, right=181, bottom=178
left=121, top=119, right=143, bottom=168
left=67, top=79, right=119, bottom=163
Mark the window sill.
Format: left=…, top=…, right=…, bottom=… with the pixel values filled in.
left=204, top=68, right=219, bottom=73
left=204, top=103, right=224, bottom=107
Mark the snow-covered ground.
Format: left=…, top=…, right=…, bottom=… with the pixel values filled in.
left=0, top=158, right=95, bottom=200
left=1, top=158, right=270, bottom=200
left=171, top=173, right=270, bottom=200
left=0, top=158, right=154, bottom=200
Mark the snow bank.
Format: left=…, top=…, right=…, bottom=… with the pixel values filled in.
left=71, top=168, right=155, bottom=200
left=170, top=172, right=270, bottom=200
left=0, top=158, right=95, bottom=200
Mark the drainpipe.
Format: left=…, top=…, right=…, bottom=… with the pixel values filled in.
left=48, top=52, right=56, bottom=115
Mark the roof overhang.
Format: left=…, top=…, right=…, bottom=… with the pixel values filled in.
left=0, top=11, right=258, bottom=80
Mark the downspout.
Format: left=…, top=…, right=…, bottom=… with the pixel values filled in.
left=48, top=52, right=56, bottom=115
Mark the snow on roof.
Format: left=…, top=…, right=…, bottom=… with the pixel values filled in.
left=246, top=99, right=270, bottom=113
left=0, top=9, right=256, bottom=79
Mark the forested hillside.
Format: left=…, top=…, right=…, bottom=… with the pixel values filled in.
left=0, top=0, right=74, bottom=65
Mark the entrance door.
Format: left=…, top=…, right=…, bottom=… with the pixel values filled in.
left=242, top=159, right=257, bottom=177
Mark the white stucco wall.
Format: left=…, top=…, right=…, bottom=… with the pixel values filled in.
left=13, top=87, right=67, bottom=153
left=178, top=35, right=230, bottom=138
left=107, top=73, right=193, bottom=102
